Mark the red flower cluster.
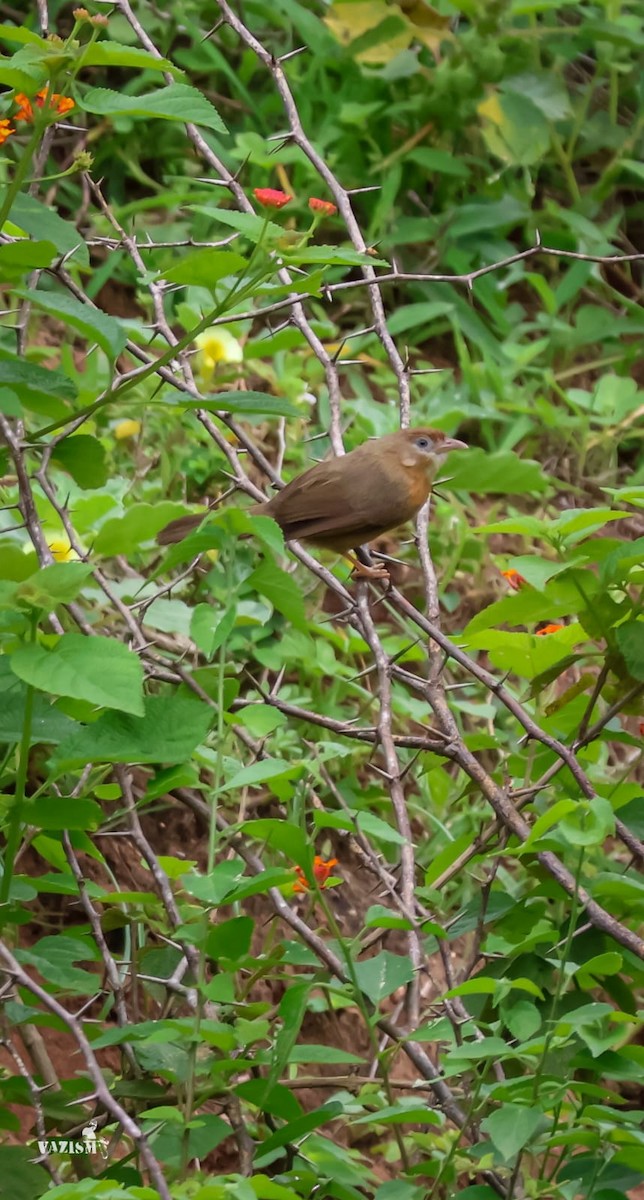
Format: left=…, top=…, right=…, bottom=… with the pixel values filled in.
left=536, top=623, right=564, bottom=636
left=254, top=187, right=292, bottom=209
left=253, top=188, right=337, bottom=217
left=501, top=569, right=527, bottom=591
left=15, top=88, right=75, bottom=122
left=293, top=856, right=338, bottom=894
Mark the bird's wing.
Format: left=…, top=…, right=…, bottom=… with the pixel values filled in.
left=266, top=458, right=378, bottom=540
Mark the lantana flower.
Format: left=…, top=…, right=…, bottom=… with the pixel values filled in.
left=536, top=623, right=564, bottom=636
left=14, top=89, right=75, bottom=123
left=293, top=856, right=338, bottom=894
left=0, top=119, right=15, bottom=145
left=194, top=328, right=243, bottom=390
left=254, top=187, right=292, bottom=209
left=501, top=568, right=527, bottom=591
left=308, top=197, right=337, bottom=216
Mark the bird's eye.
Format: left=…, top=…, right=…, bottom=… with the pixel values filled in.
left=415, top=436, right=431, bottom=450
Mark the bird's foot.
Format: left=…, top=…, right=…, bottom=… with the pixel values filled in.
left=348, top=555, right=390, bottom=582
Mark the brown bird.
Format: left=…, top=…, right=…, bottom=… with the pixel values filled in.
left=158, top=428, right=467, bottom=577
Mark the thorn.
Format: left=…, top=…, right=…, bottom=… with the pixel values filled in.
left=193, top=177, right=236, bottom=188
left=346, top=186, right=382, bottom=195
left=278, top=45, right=307, bottom=63
left=408, top=366, right=445, bottom=376
left=534, top=228, right=542, bottom=247
left=201, top=18, right=224, bottom=40
left=368, top=763, right=394, bottom=781
left=266, top=130, right=293, bottom=143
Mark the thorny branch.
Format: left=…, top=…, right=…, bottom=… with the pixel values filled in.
left=1, top=0, right=642, bottom=1191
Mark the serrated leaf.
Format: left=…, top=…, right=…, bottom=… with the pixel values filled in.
left=94, top=502, right=191, bottom=556
left=8, top=193, right=89, bottom=265
left=182, top=390, right=300, bottom=419
left=79, top=41, right=179, bottom=71
left=18, top=289, right=127, bottom=360
left=161, top=249, right=247, bottom=286
left=616, top=621, right=644, bottom=681
left=11, top=633, right=145, bottom=716
left=17, top=562, right=93, bottom=608
left=0, top=358, right=75, bottom=417
left=353, top=951, right=414, bottom=1004
left=481, top=1103, right=543, bottom=1160
left=80, top=83, right=227, bottom=132
left=50, top=695, right=213, bottom=770
left=284, top=245, right=390, bottom=267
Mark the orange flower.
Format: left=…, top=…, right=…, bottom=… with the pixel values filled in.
left=293, top=856, right=338, bottom=894
left=309, top=197, right=337, bottom=216
left=637, top=721, right=644, bottom=739
left=253, top=187, right=292, bottom=209
left=536, top=623, right=564, bottom=636
left=0, top=119, right=15, bottom=145
left=14, top=89, right=74, bottom=123
left=501, top=569, right=527, bottom=591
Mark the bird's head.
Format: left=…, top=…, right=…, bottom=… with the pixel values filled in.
left=392, top=427, right=468, bottom=472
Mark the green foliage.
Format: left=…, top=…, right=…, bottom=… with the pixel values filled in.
left=0, top=2, right=642, bottom=1199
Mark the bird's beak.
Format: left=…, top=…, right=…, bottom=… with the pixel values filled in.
left=440, top=437, right=468, bottom=453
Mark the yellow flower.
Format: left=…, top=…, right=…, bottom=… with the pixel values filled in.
left=114, top=419, right=141, bottom=440
left=194, top=328, right=243, bottom=388
left=48, top=538, right=78, bottom=562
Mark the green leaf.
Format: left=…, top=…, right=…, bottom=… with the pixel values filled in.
left=17, top=562, right=93, bottom=608
left=284, top=245, right=390, bottom=268
left=0, top=240, right=56, bottom=276
left=225, top=759, right=302, bottom=794
left=79, top=83, right=227, bottom=132
left=356, top=811, right=406, bottom=846
left=16, top=935, right=99, bottom=995
left=161, top=249, right=247, bottom=286
left=479, top=91, right=550, bottom=166
left=501, top=999, right=542, bottom=1041
left=264, top=982, right=312, bottom=1098
left=0, top=386, right=21, bottom=416
left=560, top=797, right=615, bottom=847
left=447, top=449, right=548, bottom=494
left=616, top=621, right=644, bottom=681
left=0, top=357, right=75, bottom=417
left=79, top=41, right=179, bottom=71
left=255, top=1103, right=343, bottom=1163
left=365, top=905, right=413, bottom=931
left=8, top=192, right=89, bottom=265
left=11, top=634, right=145, bottom=716
left=191, top=204, right=288, bottom=243
left=353, top=951, right=415, bottom=1004
left=481, top=1103, right=543, bottom=1160
left=51, top=695, right=213, bottom=770
left=190, top=604, right=236, bottom=658
left=247, top=559, right=308, bottom=631
left=94, top=502, right=191, bottom=556
left=26, top=795, right=102, bottom=830
left=182, top=859, right=245, bottom=905
left=182, top=390, right=300, bottom=419
left=0, top=1147, right=49, bottom=1200
left=18, top=289, right=127, bottom=360
left=51, top=435, right=108, bottom=489
left=205, top=915, right=254, bottom=961
left=240, top=818, right=309, bottom=867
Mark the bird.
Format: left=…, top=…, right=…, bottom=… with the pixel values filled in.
left=157, top=427, right=467, bottom=577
